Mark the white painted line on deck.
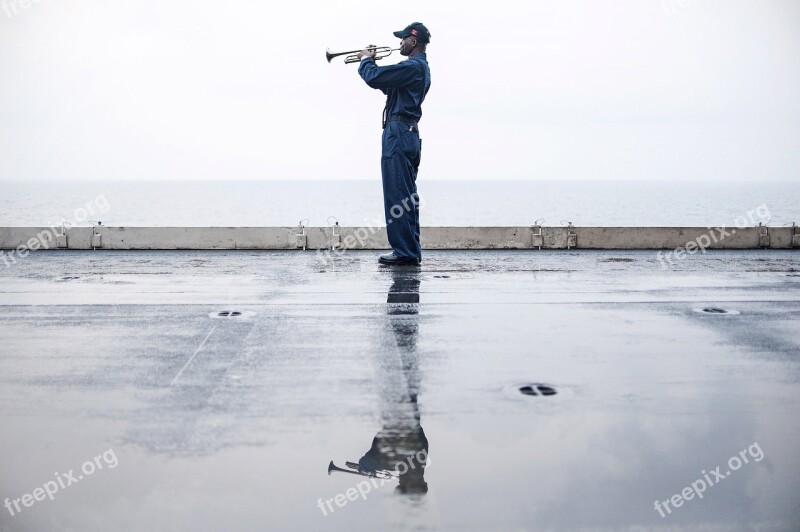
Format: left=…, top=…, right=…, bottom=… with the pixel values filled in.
left=170, top=326, right=216, bottom=386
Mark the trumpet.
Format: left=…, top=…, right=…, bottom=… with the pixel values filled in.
left=326, top=46, right=399, bottom=64
left=327, top=460, right=397, bottom=479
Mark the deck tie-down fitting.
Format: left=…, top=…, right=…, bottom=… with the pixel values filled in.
left=296, top=219, right=308, bottom=250
left=328, top=216, right=342, bottom=251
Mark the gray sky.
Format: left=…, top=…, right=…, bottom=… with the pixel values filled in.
left=1, top=0, right=798, bottom=181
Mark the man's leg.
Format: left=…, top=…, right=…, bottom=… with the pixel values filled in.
left=413, top=188, right=420, bottom=253
left=381, top=124, right=421, bottom=260
left=411, top=138, right=421, bottom=257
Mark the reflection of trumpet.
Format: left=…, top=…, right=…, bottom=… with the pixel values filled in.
left=326, top=46, right=400, bottom=64
left=327, top=460, right=397, bottom=479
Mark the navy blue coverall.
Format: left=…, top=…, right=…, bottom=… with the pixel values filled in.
left=358, top=53, right=431, bottom=262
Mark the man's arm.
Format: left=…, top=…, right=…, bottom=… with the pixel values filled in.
left=358, top=58, right=420, bottom=91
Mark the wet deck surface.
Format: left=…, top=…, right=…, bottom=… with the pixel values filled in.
left=1, top=250, right=799, bottom=531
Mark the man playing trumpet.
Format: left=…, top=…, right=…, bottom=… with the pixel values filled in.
left=356, top=22, right=431, bottom=265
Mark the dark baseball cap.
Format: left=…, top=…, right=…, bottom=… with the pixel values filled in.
left=393, top=22, right=431, bottom=43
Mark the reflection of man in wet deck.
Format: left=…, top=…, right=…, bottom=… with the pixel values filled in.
left=358, top=268, right=428, bottom=493
left=358, top=426, right=428, bottom=494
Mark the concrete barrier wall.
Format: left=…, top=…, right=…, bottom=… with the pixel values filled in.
left=0, top=225, right=797, bottom=251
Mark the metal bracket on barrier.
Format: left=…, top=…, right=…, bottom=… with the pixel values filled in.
left=566, top=222, right=577, bottom=249
left=758, top=223, right=770, bottom=248
left=90, top=221, right=103, bottom=250
left=328, top=217, right=342, bottom=250
left=296, top=219, right=308, bottom=250
left=792, top=223, right=799, bottom=248
left=56, top=221, right=69, bottom=249
left=531, top=218, right=544, bottom=250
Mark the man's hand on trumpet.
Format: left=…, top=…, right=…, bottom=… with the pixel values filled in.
left=357, top=45, right=377, bottom=60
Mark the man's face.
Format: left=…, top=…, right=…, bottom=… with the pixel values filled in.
left=400, top=36, right=417, bottom=56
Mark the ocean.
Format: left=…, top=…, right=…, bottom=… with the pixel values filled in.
left=0, top=180, right=797, bottom=228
